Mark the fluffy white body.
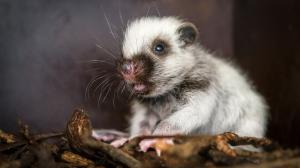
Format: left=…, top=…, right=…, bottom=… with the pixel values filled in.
left=121, top=17, right=268, bottom=139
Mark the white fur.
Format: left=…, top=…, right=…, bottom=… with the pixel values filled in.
left=153, top=57, right=268, bottom=138
left=129, top=101, right=148, bottom=136
left=123, top=17, right=268, bottom=139
left=122, top=17, right=182, bottom=58
left=123, top=17, right=198, bottom=97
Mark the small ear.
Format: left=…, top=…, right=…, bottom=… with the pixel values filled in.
left=177, top=22, right=198, bottom=47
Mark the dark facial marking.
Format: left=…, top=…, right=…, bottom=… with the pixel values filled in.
left=173, top=76, right=210, bottom=101
left=180, top=77, right=209, bottom=91
left=118, top=54, right=156, bottom=95
left=131, top=54, right=154, bottom=83
left=151, top=38, right=170, bottom=56
left=137, top=92, right=173, bottom=105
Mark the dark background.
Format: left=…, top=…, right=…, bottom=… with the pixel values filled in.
left=0, top=0, right=299, bottom=148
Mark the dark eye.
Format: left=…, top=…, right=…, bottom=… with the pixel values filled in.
left=153, top=43, right=167, bottom=55
left=152, top=40, right=169, bottom=55
left=154, top=44, right=164, bottom=52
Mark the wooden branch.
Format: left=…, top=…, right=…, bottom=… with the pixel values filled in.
left=33, top=132, right=64, bottom=141
left=66, top=108, right=142, bottom=168
left=0, top=129, right=16, bottom=144
left=1, top=108, right=299, bottom=168
left=61, top=151, right=95, bottom=167
left=232, top=157, right=300, bottom=168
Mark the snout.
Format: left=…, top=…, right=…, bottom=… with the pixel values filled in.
left=120, top=60, right=140, bottom=81
left=118, top=57, right=154, bottom=94
left=118, top=55, right=155, bottom=94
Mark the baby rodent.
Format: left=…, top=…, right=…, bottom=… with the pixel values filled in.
left=117, top=16, right=268, bottom=139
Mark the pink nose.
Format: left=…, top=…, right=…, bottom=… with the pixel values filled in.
left=121, top=61, right=136, bottom=80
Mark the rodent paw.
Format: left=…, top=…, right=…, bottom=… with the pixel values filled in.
left=139, top=138, right=174, bottom=156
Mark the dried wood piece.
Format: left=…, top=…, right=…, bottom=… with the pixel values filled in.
left=159, top=135, right=214, bottom=158
left=234, top=148, right=300, bottom=162
left=220, top=132, right=272, bottom=148
left=215, top=132, right=273, bottom=157
left=66, top=108, right=142, bottom=168
left=232, top=157, right=300, bottom=168
left=0, top=142, right=26, bottom=152
left=18, top=121, right=31, bottom=141
left=18, top=120, right=63, bottom=144
left=0, top=133, right=63, bottom=155
left=1, top=107, right=299, bottom=168
left=61, top=151, right=94, bottom=167
left=28, top=143, right=64, bottom=168
left=215, top=132, right=238, bottom=156
left=0, top=129, right=16, bottom=144
left=128, top=132, right=274, bottom=160
left=0, top=159, right=21, bottom=168
left=33, top=132, right=64, bottom=141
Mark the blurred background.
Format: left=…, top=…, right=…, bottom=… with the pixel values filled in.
left=0, top=0, right=299, bottom=148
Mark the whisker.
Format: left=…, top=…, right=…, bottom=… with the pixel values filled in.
left=96, top=81, right=110, bottom=106
left=115, top=81, right=122, bottom=98
left=94, top=74, right=110, bottom=92
left=86, top=59, right=116, bottom=66
left=88, top=30, right=119, bottom=59
left=118, top=0, right=125, bottom=34
left=154, top=2, right=161, bottom=17
left=97, top=77, right=114, bottom=106
left=96, top=43, right=118, bottom=60
left=146, top=5, right=152, bottom=17
left=84, top=67, right=109, bottom=73
left=85, top=72, right=110, bottom=100
left=120, top=81, right=127, bottom=95
left=128, top=85, right=134, bottom=98
left=85, top=72, right=108, bottom=91
left=112, top=81, right=122, bottom=109
left=104, top=12, right=118, bottom=42
left=94, top=75, right=112, bottom=95
left=102, top=81, right=114, bottom=103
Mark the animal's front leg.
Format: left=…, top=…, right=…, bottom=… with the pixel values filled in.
left=130, top=112, right=160, bottom=137
left=138, top=120, right=179, bottom=155
left=152, top=120, right=182, bottom=135
left=139, top=113, right=188, bottom=154
left=140, top=105, right=213, bottom=154
left=153, top=93, right=215, bottom=135
left=129, top=101, right=161, bottom=137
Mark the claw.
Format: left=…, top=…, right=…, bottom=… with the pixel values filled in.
left=139, top=138, right=174, bottom=156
